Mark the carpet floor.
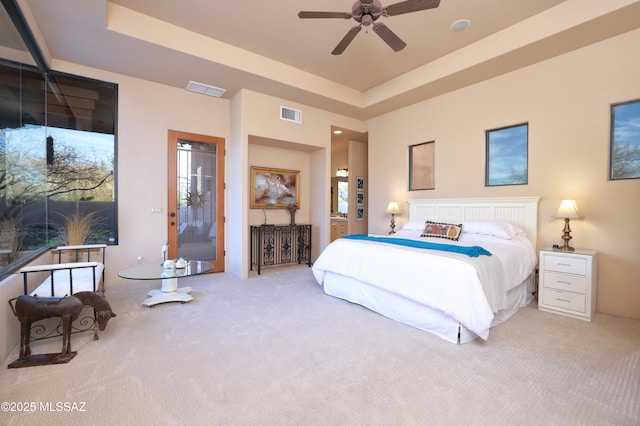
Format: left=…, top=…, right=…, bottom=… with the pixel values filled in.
left=1, top=264, right=639, bottom=425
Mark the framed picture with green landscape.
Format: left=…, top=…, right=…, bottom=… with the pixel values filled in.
left=610, top=99, right=640, bottom=180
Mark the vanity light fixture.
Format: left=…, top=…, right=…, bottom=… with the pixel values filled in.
left=336, top=168, right=348, bottom=177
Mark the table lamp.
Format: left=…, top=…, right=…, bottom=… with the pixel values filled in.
left=552, top=199, right=582, bottom=251
left=385, top=202, right=400, bottom=235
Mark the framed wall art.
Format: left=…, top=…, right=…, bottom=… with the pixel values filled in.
left=485, top=123, right=528, bottom=186
left=250, top=166, right=299, bottom=208
left=356, top=207, right=365, bottom=221
left=409, top=141, right=435, bottom=190
left=356, top=176, right=364, bottom=191
left=610, top=99, right=640, bottom=180
left=356, top=192, right=364, bottom=206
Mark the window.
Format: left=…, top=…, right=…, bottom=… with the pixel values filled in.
left=0, top=61, right=118, bottom=272
left=610, top=99, right=640, bottom=180
left=485, top=123, right=528, bottom=186
left=409, top=141, right=435, bottom=190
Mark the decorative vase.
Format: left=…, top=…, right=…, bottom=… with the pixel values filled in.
left=288, top=204, right=298, bottom=226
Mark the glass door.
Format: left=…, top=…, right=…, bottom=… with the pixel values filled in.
left=168, top=131, right=224, bottom=272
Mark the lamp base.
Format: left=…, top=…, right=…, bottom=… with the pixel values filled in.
left=559, top=218, right=575, bottom=252
left=389, top=214, right=396, bottom=235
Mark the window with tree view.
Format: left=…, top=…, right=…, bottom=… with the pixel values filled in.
left=0, top=61, right=117, bottom=270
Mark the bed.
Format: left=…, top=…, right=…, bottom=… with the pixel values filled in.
left=312, top=197, right=540, bottom=344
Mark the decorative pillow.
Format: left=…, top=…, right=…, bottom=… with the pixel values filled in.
left=421, top=221, right=463, bottom=241
left=402, top=220, right=428, bottom=231
left=460, top=220, right=522, bottom=240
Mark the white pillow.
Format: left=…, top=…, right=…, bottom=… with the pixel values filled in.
left=402, top=220, right=427, bottom=231
left=461, top=220, right=522, bottom=240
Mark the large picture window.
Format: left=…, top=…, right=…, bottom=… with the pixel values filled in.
left=0, top=61, right=117, bottom=272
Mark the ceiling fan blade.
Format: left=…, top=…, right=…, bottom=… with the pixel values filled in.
left=384, top=0, right=440, bottom=17
left=298, top=11, right=352, bottom=19
left=373, top=23, right=406, bottom=52
left=331, top=26, right=362, bottom=55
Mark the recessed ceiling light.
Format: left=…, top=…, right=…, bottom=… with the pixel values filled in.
left=333, top=130, right=343, bottom=134
left=451, top=19, right=471, bottom=32
left=186, top=81, right=226, bottom=97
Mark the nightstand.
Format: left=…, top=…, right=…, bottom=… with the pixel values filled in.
left=538, top=248, right=597, bottom=321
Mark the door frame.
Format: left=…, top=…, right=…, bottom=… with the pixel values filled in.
left=167, top=130, right=225, bottom=272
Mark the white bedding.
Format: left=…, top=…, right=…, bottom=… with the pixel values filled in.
left=312, top=228, right=537, bottom=341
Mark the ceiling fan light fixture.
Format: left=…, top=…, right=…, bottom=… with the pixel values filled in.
left=450, top=19, right=471, bottom=32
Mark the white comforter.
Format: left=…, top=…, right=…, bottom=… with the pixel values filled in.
left=312, top=230, right=536, bottom=340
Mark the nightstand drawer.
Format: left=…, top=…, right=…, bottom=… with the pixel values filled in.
left=544, top=255, right=587, bottom=275
left=541, top=289, right=586, bottom=314
left=543, top=271, right=587, bottom=294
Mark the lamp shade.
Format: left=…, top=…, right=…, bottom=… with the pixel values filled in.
left=385, top=202, right=400, bottom=214
left=553, top=199, right=582, bottom=219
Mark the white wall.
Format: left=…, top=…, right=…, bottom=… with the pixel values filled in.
left=349, top=140, right=368, bottom=234
left=367, top=29, right=640, bottom=320
left=42, top=60, right=231, bottom=285
left=229, top=89, right=365, bottom=278
left=247, top=143, right=312, bottom=226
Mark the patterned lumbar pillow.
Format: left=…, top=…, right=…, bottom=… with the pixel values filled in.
left=421, top=221, right=463, bottom=241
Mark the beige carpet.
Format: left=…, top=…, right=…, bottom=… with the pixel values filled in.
left=1, top=265, right=639, bottom=425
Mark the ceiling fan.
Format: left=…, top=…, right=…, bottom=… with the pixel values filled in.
left=298, top=0, right=441, bottom=55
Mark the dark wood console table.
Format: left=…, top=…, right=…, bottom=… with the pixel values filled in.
left=250, top=224, right=312, bottom=274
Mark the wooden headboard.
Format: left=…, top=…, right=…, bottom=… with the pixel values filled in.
left=407, top=197, right=540, bottom=249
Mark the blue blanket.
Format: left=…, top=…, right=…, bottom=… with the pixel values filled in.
left=342, top=234, right=492, bottom=257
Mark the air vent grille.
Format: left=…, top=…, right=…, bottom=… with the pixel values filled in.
left=186, top=81, right=226, bottom=97
left=280, top=106, right=302, bottom=123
